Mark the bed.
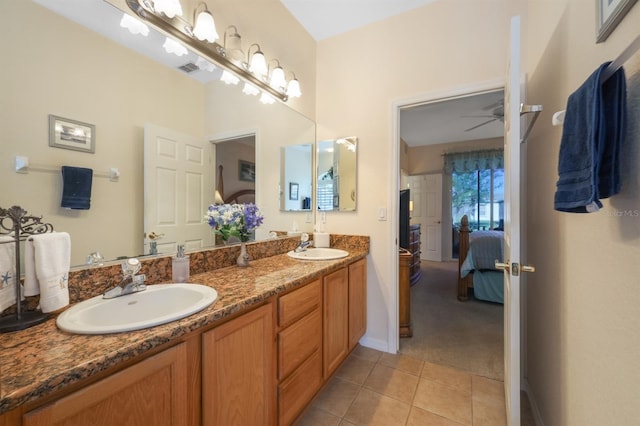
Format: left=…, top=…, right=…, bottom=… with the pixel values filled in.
left=457, top=215, right=504, bottom=303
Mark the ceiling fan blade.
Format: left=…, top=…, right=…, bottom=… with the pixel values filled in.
left=464, top=118, right=499, bottom=132
left=482, top=99, right=504, bottom=111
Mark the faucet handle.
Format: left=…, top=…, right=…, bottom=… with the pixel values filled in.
left=300, top=232, right=309, bottom=242
left=122, top=258, right=141, bottom=276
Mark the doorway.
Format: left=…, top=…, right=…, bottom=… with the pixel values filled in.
left=392, top=81, right=505, bottom=380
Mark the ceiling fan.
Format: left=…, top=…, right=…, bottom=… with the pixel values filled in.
left=463, top=100, right=504, bottom=132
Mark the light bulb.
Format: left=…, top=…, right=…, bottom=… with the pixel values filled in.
left=193, top=10, right=218, bottom=43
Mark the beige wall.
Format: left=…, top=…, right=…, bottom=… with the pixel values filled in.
left=1, top=1, right=204, bottom=265
left=316, top=0, right=510, bottom=350
left=524, top=1, right=640, bottom=425
left=2, top=1, right=316, bottom=265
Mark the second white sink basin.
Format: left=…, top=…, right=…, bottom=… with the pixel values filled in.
left=56, top=284, right=217, bottom=334
left=287, top=247, right=349, bottom=260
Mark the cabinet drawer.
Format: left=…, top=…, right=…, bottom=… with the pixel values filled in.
left=278, top=279, right=321, bottom=327
left=278, top=350, right=322, bottom=426
left=278, top=308, right=321, bottom=380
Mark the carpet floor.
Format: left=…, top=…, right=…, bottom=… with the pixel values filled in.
left=399, top=260, right=504, bottom=382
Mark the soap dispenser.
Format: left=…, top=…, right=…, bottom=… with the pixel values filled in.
left=172, top=245, right=190, bottom=283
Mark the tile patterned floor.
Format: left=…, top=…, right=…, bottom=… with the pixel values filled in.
left=297, top=345, right=507, bottom=426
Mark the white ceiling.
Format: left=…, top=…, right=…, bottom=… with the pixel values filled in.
left=279, top=0, right=440, bottom=41
left=34, top=0, right=505, bottom=147
left=400, top=90, right=505, bottom=147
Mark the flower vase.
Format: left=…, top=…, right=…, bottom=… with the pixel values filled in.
left=236, top=242, right=250, bottom=267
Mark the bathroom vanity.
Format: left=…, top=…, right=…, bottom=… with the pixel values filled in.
left=0, top=238, right=368, bottom=426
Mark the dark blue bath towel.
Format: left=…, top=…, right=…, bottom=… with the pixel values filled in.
left=554, top=62, right=626, bottom=213
left=61, top=166, right=93, bottom=210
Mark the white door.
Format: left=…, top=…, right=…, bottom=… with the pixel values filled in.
left=144, top=124, right=214, bottom=256
left=501, top=15, right=529, bottom=425
left=424, top=174, right=443, bottom=261
left=409, top=174, right=443, bottom=261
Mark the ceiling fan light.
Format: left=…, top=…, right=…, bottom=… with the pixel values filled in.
left=153, top=0, right=183, bottom=18
left=163, top=37, right=188, bottom=56
left=193, top=10, right=219, bottom=43
left=120, top=13, right=149, bottom=36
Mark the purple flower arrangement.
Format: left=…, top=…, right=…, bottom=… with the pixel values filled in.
left=205, top=203, right=264, bottom=242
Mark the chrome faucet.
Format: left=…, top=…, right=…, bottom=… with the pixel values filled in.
left=294, top=233, right=313, bottom=253
left=103, top=258, right=147, bottom=299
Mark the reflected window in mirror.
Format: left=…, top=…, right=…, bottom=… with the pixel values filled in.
left=317, top=137, right=357, bottom=212
left=280, top=144, right=313, bottom=211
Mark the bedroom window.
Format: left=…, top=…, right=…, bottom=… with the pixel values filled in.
left=451, top=168, right=504, bottom=231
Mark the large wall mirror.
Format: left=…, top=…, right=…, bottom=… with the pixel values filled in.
left=280, top=144, right=313, bottom=211
left=2, top=0, right=315, bottom=266
left=317, top=137, right=358, bottom=211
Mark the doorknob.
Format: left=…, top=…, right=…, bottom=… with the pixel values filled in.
left=495, top=260, right=510, bottom=272
left=495, top=260, right=535, bottom=276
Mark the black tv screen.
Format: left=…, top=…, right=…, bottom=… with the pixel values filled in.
left=399, top=189, right=410, bottom=250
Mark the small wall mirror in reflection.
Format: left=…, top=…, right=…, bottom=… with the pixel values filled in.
left=317, top=137, right=357, bottom=212
left=280, top=144, right=313, bottom=211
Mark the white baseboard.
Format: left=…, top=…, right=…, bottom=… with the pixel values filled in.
left=358, top=336, right=392, bottom=353
left=522, top=378, right=545, bottom=426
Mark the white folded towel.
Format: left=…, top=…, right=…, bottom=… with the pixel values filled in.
left=24, top=232, right=71, bottom=313
left=0, top=235, right=17, bottom=311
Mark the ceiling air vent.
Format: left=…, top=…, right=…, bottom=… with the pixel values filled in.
left=178, top=62, right=199, bottom=73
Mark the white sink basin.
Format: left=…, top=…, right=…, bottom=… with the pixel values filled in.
left=287, top=247, right=349, bottom=261
left=56, top=284, right=218, bottom=334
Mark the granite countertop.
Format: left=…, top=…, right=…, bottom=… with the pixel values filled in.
left=0, top=249, right=367, bottom=415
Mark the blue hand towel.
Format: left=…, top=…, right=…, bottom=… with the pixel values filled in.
left=554, top=62, right=626, bottom=213
left=61, top=166, right=93, bottom=210
left=598, top=66, right=626, bottom=199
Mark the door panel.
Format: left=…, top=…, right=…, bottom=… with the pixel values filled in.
left=144, top=124, right=214, bottom=255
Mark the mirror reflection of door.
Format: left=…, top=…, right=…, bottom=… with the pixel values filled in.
left=214, top=135, right=256, bottom=205
left=143, top=124, right=214, bottom=256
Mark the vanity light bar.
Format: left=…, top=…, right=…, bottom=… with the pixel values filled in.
left=122, top=0, right=289, bottom=102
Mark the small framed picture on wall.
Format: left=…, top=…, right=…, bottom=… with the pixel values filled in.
left=289, top=182, right=299, bottom=200
left=49, top=115, right=95, bottom=153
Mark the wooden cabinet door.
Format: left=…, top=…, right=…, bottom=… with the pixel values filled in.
left=202, top=303, right=274, bottom=426
left=323, top=267, right=349, bottom=378
left=348, top=258, right=367, bottom=350
left=23, top=343, right=188, bottom=426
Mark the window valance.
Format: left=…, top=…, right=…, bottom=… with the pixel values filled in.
left=443, top=149, right=504, bottom=174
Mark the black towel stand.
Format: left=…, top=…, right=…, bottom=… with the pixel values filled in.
left=0, top=206, right=54, bottom=332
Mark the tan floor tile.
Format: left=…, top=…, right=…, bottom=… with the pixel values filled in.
left=407, top=406, right=466, bottom=426
left=363, top=364, right=419, bottom=403
left=472, top=397, right=507, bottom=426
left=378, top=352, right=424, bottom=376
left=471, top=375, right=504, bottom=405
left=296, top=406, right=341, bottom=426
left=344, top=388, right=411, bottom=426
left=421, top=361, right=472, bottom=394
left=338, top=421, right=357, bottom=426
left=334, top=354, right=376, bottom=385
left=413, top=378, right=472, bottom=425
left=312, top=377, right=361, bottom=418
left=351, top=345, right=383, bottom=363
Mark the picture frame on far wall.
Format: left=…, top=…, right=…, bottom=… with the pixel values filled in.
left=49, top=115, right=95, bottom=153
left=238, top=160, right=255, bottom=182
left=596, top=0, right=638, bottom=43
left=289, top=182, right=299, bottom=200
